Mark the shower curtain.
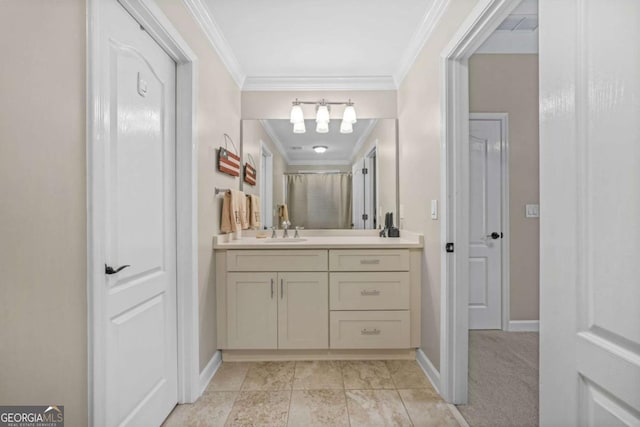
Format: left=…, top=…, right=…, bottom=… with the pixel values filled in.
left=286, top=173, right=352, bottom=229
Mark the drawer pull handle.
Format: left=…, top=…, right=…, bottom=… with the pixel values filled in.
left=361, top=328, right=381, bottom=335
left=360, top=259, right=380, bottom=265
left=270, top=279, right=274, bottom=299
left=361, top=289, right=380, bottom=296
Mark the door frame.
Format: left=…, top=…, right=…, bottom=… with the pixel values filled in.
left=260, top=141, right=274, bottom=229
left=469, top=113, right=510, bottom=331
left=439, top=0, right=520, bottom=404
left=87, top=0, right=200, bottom=424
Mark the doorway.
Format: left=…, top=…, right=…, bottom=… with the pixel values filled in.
left=88, top=0, right=200, bottom=424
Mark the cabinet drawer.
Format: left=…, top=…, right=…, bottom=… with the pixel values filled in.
left=329, top=249, right=409, bottom=271
left=227, top=250, right=328, bottom=271
left=329, top=311, right=410, bottom=349
left=330, top=272, right=409, bottom=310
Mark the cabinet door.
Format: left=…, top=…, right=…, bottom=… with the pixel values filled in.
left=227, top=272, right=277, bottom=349
left=277, top=272, right=328, bottom=349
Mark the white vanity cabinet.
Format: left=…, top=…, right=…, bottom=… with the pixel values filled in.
left=214, top=235, right=423, bottom=359
left=221, top=250, right=329, bottom=350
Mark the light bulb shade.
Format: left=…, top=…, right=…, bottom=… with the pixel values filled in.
left=343, top=105, right=357, bottom=124
left=293, top=121, right=306, bottom=133
left=316, top=105, right=330, bottom=123
left=290, top=105, right=304, bottom=123
left=340, top=120, right=353, bottom=134
left=316, top=121, right=329, bottom=133
left=313, top=145, right=328, bottom=153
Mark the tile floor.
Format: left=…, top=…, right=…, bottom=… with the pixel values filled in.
left=163, top=360, right=463, bottom=426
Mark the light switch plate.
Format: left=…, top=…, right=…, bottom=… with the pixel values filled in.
left=431, top=200, right=438, bottom=220
left=525, top=204, right=540, bottom=218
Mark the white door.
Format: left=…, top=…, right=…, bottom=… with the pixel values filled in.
left=540, top=0, right=640, bottom=425
left=468, top=118, right=503, bottom=330
left=103, top=1, right=177, bottom=425
left=352, top=161, right=365, bottom=229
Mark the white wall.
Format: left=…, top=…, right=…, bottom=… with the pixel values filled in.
left=398, top=0, right=482, bottom=370
left=0, top=3, right=87, bottom=425
left=0, top=2, right=242, bottom=424
left=153, top=0, right=242, bottom=373
left=242, top=90, right=397, bottom=119
left=469, top=54, right=540, bottom=321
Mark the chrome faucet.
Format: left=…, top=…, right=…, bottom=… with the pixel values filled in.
left=294, top=226, right=303, bottom=239
left=270, top=226, right=277, bottom=239
left=281, top=220, right=291, bottom=238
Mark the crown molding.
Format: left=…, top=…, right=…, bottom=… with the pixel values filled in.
left=259, top=120, right=291, bottom=163
left=183, top=0, right=245, bottom=88
left=349, top=119, right=378, bottom=163
left=394, top=0, right=450, bottom=87
left=242, top=76, right=397, bottom=91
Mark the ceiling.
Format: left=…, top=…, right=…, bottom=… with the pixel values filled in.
left=190, top=0, right=443, bottom=89
left=262, top=119, right=376, bottom=165
left=186, top=0, right=537, bottom=90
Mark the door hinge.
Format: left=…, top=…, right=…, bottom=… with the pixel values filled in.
left=445, top=242, right=454, bottom=253
left=362, top=213, right=369, bottom=221
left=362, top=168, right=368, bottom=174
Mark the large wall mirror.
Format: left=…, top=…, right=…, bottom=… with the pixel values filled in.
left=241, top=118, right=398, bottom=230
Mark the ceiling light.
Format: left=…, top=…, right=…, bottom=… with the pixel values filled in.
left=340, top=120, right=353, bottom=134
left=293, top=121, right=306, bottom=133
left=313, top=146, right=328, bottom=153
left=290, top=103, right=304, bottom=123
left=316, top=121, right=329, bottom=133
left=343, top=104, right=357, bottom=124
left=316, top=105, right=330, bottom=123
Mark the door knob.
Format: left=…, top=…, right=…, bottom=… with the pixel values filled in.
left=487, top=232, right=502, bottom=240
left=105, top=264, right=130, bottom=275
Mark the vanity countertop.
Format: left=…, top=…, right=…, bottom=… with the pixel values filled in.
left=213, top=230, right=423, bottom=249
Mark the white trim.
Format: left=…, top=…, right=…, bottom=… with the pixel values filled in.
left=242, top=76, right=396, bottom=91
left=416, top=349, right=441, bottom=393
left=260, top=141, right=274, bottom=229
left=508, top=320, right=539, bottom=332
left=448, top=405, right=471, bottom=427
left=182, top=0, right=245, bottom=88
left=260, top=120, right=290, bottom=163
left=439, top=0, right=521, bottom=405
left=394, top=0, right=450, bottom=86
left=469, top=113, right=510, bottom=331
left=199, top=351, right=223, bottom=395
left=87, top=1, right=200, bottom=424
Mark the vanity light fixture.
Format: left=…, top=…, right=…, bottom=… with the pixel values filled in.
left=289, top=98, right=357, bottom=134
left=290, top=102, right=304, bottom=124
left=313, top=145, right=328, bottom=153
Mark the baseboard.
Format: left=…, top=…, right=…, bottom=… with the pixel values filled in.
left=199, top=350, right=222, bottom=395
left=508, top=320, right=539, bottom=332
left=416, top=349, right=441, bottom=393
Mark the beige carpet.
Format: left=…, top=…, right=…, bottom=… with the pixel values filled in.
left=456, top=330, right=539, bottom=427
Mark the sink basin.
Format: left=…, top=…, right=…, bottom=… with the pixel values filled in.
left=261, top=238, right=307, bottom=243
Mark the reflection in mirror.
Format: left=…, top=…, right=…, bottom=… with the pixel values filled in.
left=241, top=118, right=397, bottom=230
